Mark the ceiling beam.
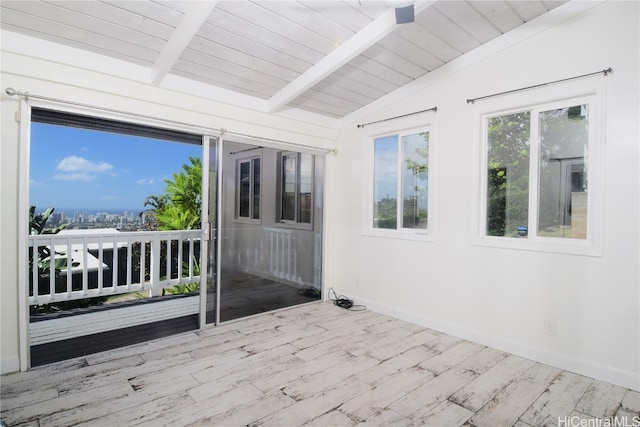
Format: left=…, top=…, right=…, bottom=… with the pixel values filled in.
left=151, top=1, right=218, bottom=85
left=266, top=1, right=435, bottom=113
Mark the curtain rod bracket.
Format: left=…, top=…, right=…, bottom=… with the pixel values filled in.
left=5, top=87, right=29, bottom=101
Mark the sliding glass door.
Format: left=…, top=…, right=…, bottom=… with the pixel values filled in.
left=217, top=141, right=324, bottom=322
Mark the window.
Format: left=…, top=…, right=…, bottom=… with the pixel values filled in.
left=480, top=94, right=601, bottom=253
left=278, top=152, right=313, bottom=225
left=372, top=129, right=430, bottom=232
left=236, top=156, right=260, bottom=221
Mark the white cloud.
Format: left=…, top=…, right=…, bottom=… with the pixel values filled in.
left=53, top=156, right=114, bottom=181
left=56, top=156, right=113, bottom=173
left=136, top=178, right=155, bottom=185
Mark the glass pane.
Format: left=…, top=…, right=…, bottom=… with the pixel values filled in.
left=373, top=136, right=398, bottom=229
left=238, top=161, right=250, bottom=218
left=299, top=154, right=313, bottom=223
left=402, top=132, right=429, bottom=229
left=486, top=112, right=531, bottom=237
left=220, top=148, right=323, bottom=323
left=538, top=104, right=588, bottom=239
left=252, top=158, right=260, bottom=220
left=281, top=154, right=296, bottom=221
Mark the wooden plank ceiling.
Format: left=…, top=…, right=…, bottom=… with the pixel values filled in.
left=1, top=0, right=567, bottom=122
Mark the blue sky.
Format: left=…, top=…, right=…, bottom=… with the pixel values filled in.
left=29, top=123, right=201, bottom=212
left=373, top=133, right=429, bottom=206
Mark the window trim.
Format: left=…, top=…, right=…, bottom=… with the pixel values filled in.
left=276, top=151, right=314, bottom=229
left=234, top=154, right=261, bottom=224
left=363, top=125, right=435, bottom=242
left=471, top=81, right=606, bottom=257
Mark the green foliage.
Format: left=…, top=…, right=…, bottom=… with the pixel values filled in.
left=139, top=194, right=169, bottom=230
left=29, top=205, right=73, bottom=273
left=144, top=156, right=202, bottom=231
left=162, top=282, right=200, bottom=296
left=162, top=256, right=201, bottom=296
left=29, top=205, right=68, bottom=235
left=486, top=113, right=531, bottom=236
left=156, top=205, right=199, bottom=231
left=374, top=197, right=397, bottom=229
left=404, top=134, right=429, bottom=176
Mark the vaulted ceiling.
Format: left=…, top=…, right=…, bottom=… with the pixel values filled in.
left=1, top=0, right=569, bottom=125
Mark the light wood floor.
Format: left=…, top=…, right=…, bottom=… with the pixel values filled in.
left=2, top=302, right=639, bottom=427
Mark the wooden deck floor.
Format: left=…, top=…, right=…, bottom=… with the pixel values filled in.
left=2, top=303, right=639, bottom=427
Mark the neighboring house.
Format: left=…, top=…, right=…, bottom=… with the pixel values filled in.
left=0, top=0, right=638, bottom=393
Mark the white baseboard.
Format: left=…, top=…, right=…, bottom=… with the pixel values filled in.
left=1, top=354, right=20, bottom=375
left=344, top=292, right=640, bottom=392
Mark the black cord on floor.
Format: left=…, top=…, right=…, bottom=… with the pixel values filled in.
left=328, top=288, right=366, bottom=311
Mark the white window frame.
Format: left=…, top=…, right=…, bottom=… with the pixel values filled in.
left=471, top=80, right=606, bottom=256
left=364, top=124, right=435, bottom=241
left=234, top=154, right=261, bottom=224
left=276, top=151, right=314, bottom=229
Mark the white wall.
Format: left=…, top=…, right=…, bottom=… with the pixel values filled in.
left=330, top=1, right=639, bottom=391
left=0, top=34, right=337, bottom=373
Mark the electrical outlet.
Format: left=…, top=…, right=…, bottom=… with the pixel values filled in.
left=544, top=320, right=557, bottom=336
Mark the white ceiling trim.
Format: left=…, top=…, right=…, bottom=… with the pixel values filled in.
left=151, top=1, right=219, bottom=85
left=339, top=0, right=607, bottom=128
left=266, top=0, right=436, bottom=113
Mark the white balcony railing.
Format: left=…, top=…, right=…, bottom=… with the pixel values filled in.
left=28, top=229, right=202, bottom=306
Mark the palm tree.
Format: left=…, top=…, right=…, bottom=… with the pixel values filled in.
left=139, top=194, right=169, bottom=230
left=143, top=156, right=202, bottom=231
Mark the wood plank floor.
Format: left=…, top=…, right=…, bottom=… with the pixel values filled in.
left=2, top=303, right=639, bottom=427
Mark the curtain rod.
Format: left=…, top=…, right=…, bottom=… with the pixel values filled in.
left=229, top=146, right=263, bottom=155
left=4, top=88, right=337, bottom=155
left=466, top=67, right=612, bottom=104
left=357, top=106, right=437, bottom=128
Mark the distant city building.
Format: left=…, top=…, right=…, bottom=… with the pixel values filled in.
left=42, top=208, right=143, bottom=231
left=49, top=212, right=62, bottom=225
